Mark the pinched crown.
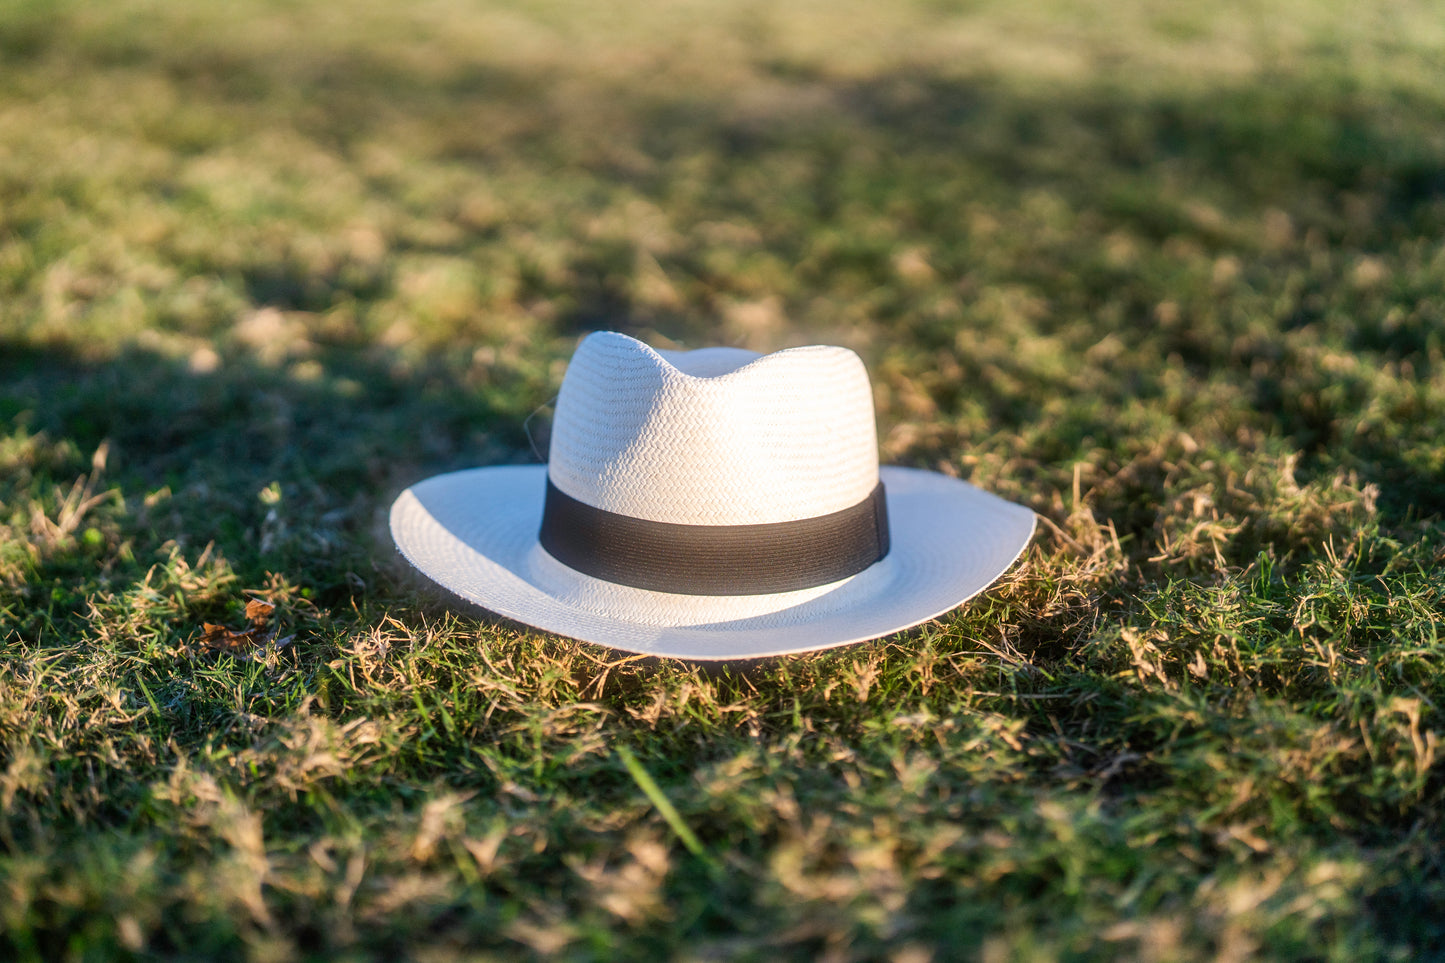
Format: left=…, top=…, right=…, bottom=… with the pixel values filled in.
left=546, top=332, right=880, bottom=526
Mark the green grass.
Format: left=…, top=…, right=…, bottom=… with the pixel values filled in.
left=2, top=0, right=1445, bottom=959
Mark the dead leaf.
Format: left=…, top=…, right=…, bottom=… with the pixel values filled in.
left=245, top=597, right=276, bottom=625
left=198, top=622, right=271, bottom=655
left=190, top=595, right=282, bottom=658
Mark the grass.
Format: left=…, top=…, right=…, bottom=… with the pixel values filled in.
left=2, top=0, right=1445, bottom=958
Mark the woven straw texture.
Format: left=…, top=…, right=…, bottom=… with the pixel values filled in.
left=390, top=332, right=1036, bottom=659
left=547, top=332, right=879, bottom=525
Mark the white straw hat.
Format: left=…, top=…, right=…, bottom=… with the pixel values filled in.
left=389, top=331, right=1035, bottom=660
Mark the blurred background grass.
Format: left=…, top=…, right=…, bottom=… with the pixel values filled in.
left=2, top=1, right=1445, bottom=960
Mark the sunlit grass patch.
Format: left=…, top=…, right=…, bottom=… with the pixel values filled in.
left=2, top=0, right=1445, bottom=959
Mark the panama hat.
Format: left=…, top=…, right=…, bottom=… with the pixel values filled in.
left=389, top=331, right=1035, bottom=660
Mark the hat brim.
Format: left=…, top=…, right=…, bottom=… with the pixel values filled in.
left=389, top=464, right=1035, bottom=660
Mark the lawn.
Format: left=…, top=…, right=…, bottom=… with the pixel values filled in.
left=2, top=0, right=1445, bottom=959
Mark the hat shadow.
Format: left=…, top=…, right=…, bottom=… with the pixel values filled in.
left=398, top=560, right=925, bottom=681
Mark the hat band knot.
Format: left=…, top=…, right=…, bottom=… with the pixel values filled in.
left=538, top=477, right=891, bottom=596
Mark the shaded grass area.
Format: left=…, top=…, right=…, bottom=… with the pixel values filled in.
left=3, top=0, right=1445, bottom=959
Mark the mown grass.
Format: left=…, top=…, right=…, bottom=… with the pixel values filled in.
left=2, top=0, right=1444, bottom=959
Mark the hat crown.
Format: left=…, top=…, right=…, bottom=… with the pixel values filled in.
left=548, top=332, right=880, bottom=525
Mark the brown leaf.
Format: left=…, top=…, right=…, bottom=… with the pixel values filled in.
left=186, top=594, right=285, bottom=659
left=245, top=597, right=276, bottom=626
left=199, top=622, right=269, bottom=654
